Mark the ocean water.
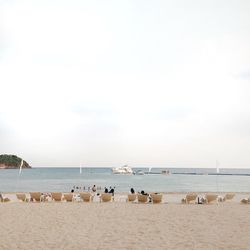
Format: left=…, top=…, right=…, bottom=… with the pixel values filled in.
left=0, top=167, right=250, bottom=193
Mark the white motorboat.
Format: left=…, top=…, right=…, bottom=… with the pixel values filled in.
left=112, top=165, right=133, bottom=174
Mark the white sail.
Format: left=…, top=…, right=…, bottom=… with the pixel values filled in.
left=216, top=160, right=220, bottom=173
left=80, top=163, right=82, bottom=174
left=19, top=159, right=24, bottom=175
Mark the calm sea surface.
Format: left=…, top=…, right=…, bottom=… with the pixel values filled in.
left=0, top=168, right=250, bottom=193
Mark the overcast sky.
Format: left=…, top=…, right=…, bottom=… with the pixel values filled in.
left=0, top=0, right=250, bottom=167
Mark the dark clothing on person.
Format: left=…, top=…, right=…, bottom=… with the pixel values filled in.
left=109, top=188, right=114, bottom=195
left=104, top=187, right=109, bottom=193
left=92, top=185, right=96, bottom=192
left=141, top=190, right=148, bottom=195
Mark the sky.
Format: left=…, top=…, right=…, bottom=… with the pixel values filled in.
left=0, top=0, right=250, bottom=167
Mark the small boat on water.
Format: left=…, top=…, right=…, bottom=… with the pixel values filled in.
left=162, top=170, right=171, bottom=175
left=112, top=165, right=133, bottom=174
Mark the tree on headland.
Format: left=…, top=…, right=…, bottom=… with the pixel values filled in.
left=0, top=154, right=31, bottom=169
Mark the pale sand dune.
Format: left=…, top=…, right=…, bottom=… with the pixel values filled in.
left=0, top=202, right=250, bottom=250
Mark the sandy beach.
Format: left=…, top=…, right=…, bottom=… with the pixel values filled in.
left=0, top=194, right=250, bottom=250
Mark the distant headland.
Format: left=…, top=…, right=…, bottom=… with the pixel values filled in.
left=0, top=154, right=31, bottom=169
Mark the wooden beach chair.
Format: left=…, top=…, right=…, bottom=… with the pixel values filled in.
left=205, top=194, right=218, bottom=204
left=240, top=197, right=250, bottom=204
left=150, top=193, right=163, bottom=204
left=63, top=193, right=74, bottom=202
left=223, top=193, right=235, bottom=201
left=100, top=193, right=113, bottom=202
left=127, top=194, right=137, bottom=202
left=30, top=192, right=42, bottom=202
left=181, top=193, right=197, bottom=204
left=0, top=194, right=10, bottom=202
left=16, top=193, right=29, bottom=202
left=80, top=192, right=93, bottom=202
left=137, top=194, right=148, bottom=203
left=51, top=192, right=63, bottom=202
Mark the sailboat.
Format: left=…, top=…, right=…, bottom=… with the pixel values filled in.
left=215, top=160, right=220, bottom=192
left=80, top=163, right=82, bottom=174
left=216, top=160, right=220, bottom=174
left=19, top=159, right=24, bottom=175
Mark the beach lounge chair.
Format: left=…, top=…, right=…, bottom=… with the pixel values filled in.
left=181, top=193, right=197, bottom=204
left=16, top=193, right=28, bottom=202
left=64, top=193, right=74, bottom=202
left=241, top=197, right=250, bottom=204
left=127, top=194, right=137, bottom=202
left=137, top=194, right=148, bottom=203
left=30, top=192, right=42, bottom=202
left=51, top=192, right=63, bottom=202
left=80, top=192, right=93, bottom=202
left=205, top=194, right=218, bottom=204
left=0, top=194, right=10, bottom=202
left=223, top=193, right=235, bottom=201
left=150, top=193, right=163, bottom=204
left=100, top=193, right=113, bottom=202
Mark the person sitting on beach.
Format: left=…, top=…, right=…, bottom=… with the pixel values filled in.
left=104, top=187, right=109, bottom=193
left=71, top=189, right=74, bottom=193
left=140, top=190, right=148, bottom=196
left=92, top=185, right=97, bottom=193
left=130, top=188, right=135, bottom=194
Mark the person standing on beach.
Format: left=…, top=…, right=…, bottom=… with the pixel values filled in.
left=92, top=185, right=96, bottom=193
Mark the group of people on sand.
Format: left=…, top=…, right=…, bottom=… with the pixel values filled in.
left=70, top=185, right=115, bottom=196
left=71, top=185, right=102, bottom=192
left=130, top=188, right=153, bottom=202
left=104, top=186, right=115, bottom=196
left=130, top=188, right=148, bottom=195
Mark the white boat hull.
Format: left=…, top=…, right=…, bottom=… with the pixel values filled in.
left=112, top=165, right=133, bottom=174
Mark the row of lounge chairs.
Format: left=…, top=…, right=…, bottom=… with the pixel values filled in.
left=127, top=193, right=163, bottom=203
left=13, top=192, right=238, bottom=204
left=17, top=192, right=162, bottom=203
left=181, top=193, right=236, bottom=204
left=131, top=193, right=237, bottom=204
left=16, top=192, right=113, bottom=203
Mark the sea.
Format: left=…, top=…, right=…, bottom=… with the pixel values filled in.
left=0, top=167, right=250, bottom=193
